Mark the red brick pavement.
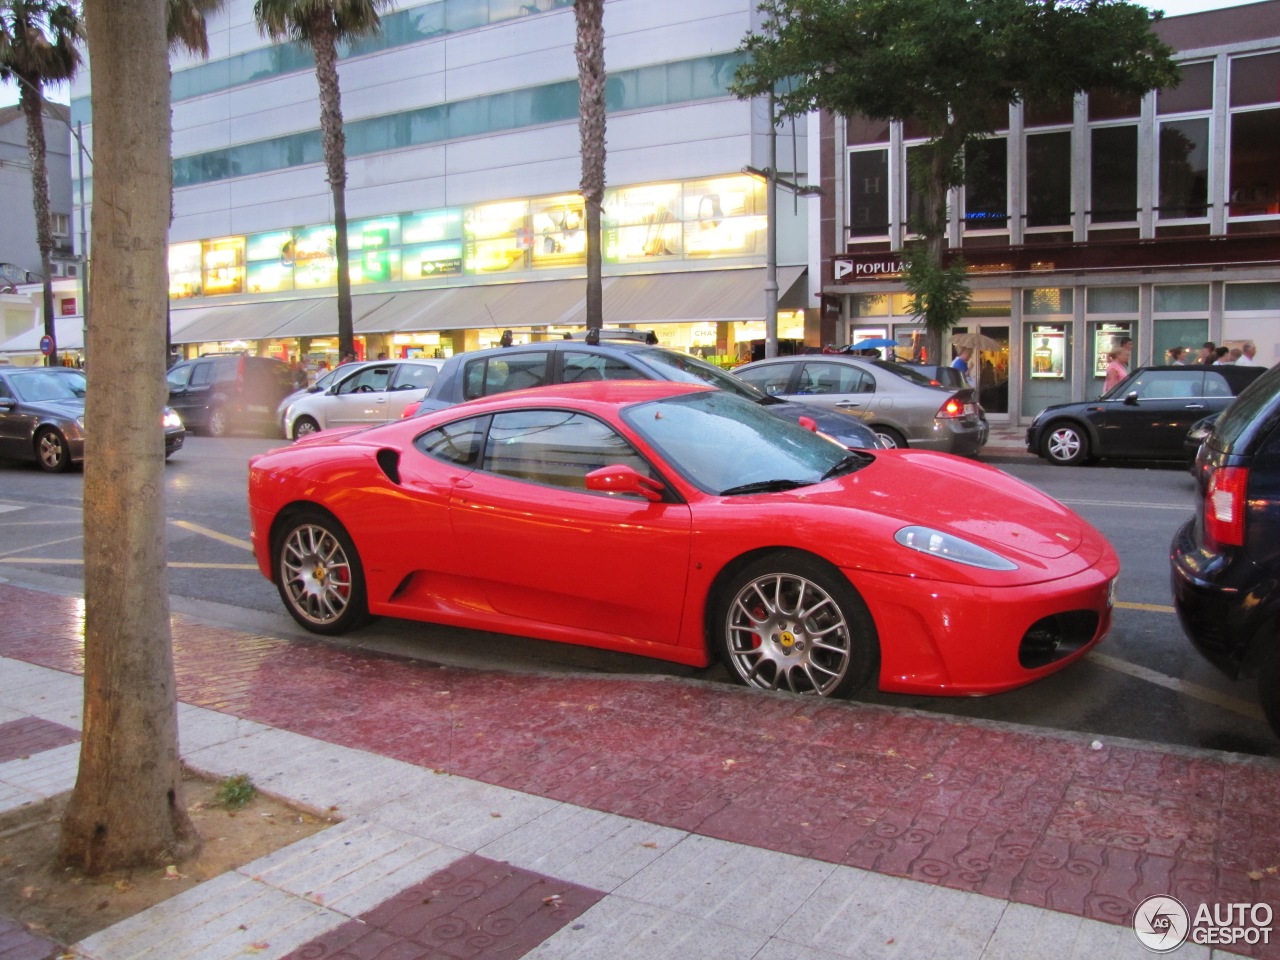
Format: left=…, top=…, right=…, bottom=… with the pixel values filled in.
left=2, top=582, right=1278, bottom=957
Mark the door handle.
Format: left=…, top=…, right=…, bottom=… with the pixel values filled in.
left=1184, top=403, right=1206, bottom=410
left=835, top=401, right=863, bottom=409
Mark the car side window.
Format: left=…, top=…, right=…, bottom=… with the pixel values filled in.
left=1131, top=371, right=1201, bottom=399
left=212, top=361, right=237, bottom=383
left=799, top=361, right=872, bottom=394
left=463, top=352, right=550, bottom=399
left=482, top=409, right=654, bottom=495
left=414, top=415, right=489, bottom=467
left=190, top=363, right=215, bottom=387
left=563, top=351, right=639, bottom=382
left=338, top=365, right=392, bottom=395
left=166, top=364, right=192, bottom=389
left=1203, top=372, right=1233, bottom=398
left=735, top=364, right=792, bottom=396
left=390, top=363, right=437, bottom=392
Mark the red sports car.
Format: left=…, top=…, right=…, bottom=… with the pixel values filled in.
left=248, top=381, right=1119, bottom=697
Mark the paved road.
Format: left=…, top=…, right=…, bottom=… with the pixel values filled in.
left=0, top=435, right=1275, bottom=758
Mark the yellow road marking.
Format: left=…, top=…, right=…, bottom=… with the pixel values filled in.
left=169, top=520, right=253, bottom=552
left=1116, top=600, right=1176, bottom=614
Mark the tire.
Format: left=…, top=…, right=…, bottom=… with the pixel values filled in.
left=715, top=551, right=879, bottom=697
left=35, top=428, right=72, bottom=473
left=1257, top=638, right=1280, bottom=739
left=274, top=509, right=372, bottom=635
left=1042, top=421, right=1089, bottom=466
left=872, top=425, right=906, bottom=449
left=292, top=416, right=321, bottom=440
left=206, top=406, right=229, bottom=438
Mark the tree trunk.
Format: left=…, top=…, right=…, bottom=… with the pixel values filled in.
left=60, top=0, right=200, bottom=876
left=19, top=81, right=57, bottom=367
left=313, top=17, right=354, bottom=359
left=575, top=0, right=605, bottom=330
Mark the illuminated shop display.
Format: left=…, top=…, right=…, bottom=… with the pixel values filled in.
left=168, top=174, right=770, bottom=300
left=1092, top=322, right=1133, bottom=377
left=1030, top=325, right=1067, bottom=379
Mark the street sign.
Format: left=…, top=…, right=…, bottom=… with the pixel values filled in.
left=39, top=335, right=54, bottom=356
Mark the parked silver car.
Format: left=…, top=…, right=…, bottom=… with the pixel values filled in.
left=733, top=355, right=986, bottom=455
left=280, top=358, right=445, bottom=440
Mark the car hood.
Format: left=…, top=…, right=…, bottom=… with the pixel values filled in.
left=18, top=397, right=85, bottom=418
left=764, top=397, right=879, bottom=447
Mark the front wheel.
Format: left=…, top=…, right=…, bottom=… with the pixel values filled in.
left=1043, top=421, right=1089, bottom=466
left=292, top=416, right=321, bottom=440
left=274, top=510, right=372, bottom=635
left=715, top=552, right=878, bottom=697
left=35, top=428, right=72, bottom=473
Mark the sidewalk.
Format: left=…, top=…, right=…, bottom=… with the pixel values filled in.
left=1, top=577, right=1275, bottom=960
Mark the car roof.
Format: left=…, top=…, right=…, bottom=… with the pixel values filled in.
left=428, top=378, right=713, bottom=415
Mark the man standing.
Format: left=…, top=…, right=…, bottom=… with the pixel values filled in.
left=1236, top=341, right=1260, bottom=366
left=951, top=347, right=973, bottom=387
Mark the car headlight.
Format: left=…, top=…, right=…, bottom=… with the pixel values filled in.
left=163, top=410, right=184, bottom=429
left=76, top=416, right=86, bottom=427
left=894, top=525, right=1018, bottom=571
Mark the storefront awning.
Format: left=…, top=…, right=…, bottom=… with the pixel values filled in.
left=0, top=315, right=85, bottom=354
left=171, top=297, right=330, bottom=345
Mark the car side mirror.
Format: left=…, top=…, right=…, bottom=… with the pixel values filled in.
left=0, top=397, right=14, bottom=411
left=1123, top=391, right=1140, bottom=406
left=585, top=464, right=665, bottom=501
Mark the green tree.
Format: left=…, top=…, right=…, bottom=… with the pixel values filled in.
left=574, top=0, right=605, bottom=331
left=254, top=0, right=391, bottom=361
left=732, top=0, right=1179, bottom=360
left=0, top=0, right=83, bottom=367
left=58, top=0, right=199, bottom=874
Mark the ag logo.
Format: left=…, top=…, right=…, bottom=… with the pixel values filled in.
left=1133, top=895, right=1190, bottom=952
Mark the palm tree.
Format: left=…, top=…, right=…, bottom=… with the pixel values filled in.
left=574, top=0, right=604, bottom=332
left=0, top=0, right=83, bottom=367
left=254, top=0, right=390, bottom=360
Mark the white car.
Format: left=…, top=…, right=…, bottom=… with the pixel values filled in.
left=281, top=358, right=444, bottom=440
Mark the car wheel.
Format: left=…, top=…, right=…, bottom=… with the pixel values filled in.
left=715, top=551, right=879, bottom=697
left=35, top=428, right=72, bottom=473
left=206, top=407, right=229, bottom=438
left=274, top=509, right=372, bottom=635
left=292, top=416, right=321, bottom=440
left=1043, top=421, right=1089, bottom=466
left=1257, top=637, right=1280, bottom=739
left=872, top=425, right=906, bottom=449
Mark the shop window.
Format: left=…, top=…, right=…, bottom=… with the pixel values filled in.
left=1153, top=318, right=1208, bottom=366
left=1023, top=288, right=1074, bottom=315
left=1090, top=125, right=1138, bottom=224
left=1230, top=52, right=1279, bottom=107
left=1228, top=108, right=1280, bottom=218
left=1158, top=61, right=1214, bottom=114
left=1225, top=283, right=1280, bottom=312
left=1087, top=287, right=1139, bottom=314
left=1158, top=118, right=1210, bottom=220
left=1154, top=285, right=1209, bottom=313
left=963, top=138, right=1008, bottom=230
left=848, top=149, right=890, bottom=239
left=1025, top=131, right=1071, bottom=229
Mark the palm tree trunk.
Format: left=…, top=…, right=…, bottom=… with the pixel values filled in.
left=18, top=81, right=57, bottom=366
left=575, top=0, right=605, bottom=331
left=312, top=17, right=354, bottom=358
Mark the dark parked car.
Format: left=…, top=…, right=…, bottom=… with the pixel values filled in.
left=166, top=354, right=294, bottom=437
left=414, top=338, right=883, bottom=450
left=0, top=366, right=184, bottom=472
left=1171, top=362, right=1280, bottom=736
left=1026, top=364, right=1266, bottom=466
left=1184, top=413, right=1220, bottom=472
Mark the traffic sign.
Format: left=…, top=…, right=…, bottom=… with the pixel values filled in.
left=39, top=335, right=54, bottom=356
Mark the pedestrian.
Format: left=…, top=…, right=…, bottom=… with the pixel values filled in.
left=1197, top=341, right=1216, bottom=365
left=1213, top=346, right=1232, bottom=364
left=1167, top=346, right=1186, bottom=365
left=289, top=356, right=308, bottom=389
left=1236, top=341, right=1259, bottom=366
left=376, top=352, right=388, bottom=361
left=1227, top=348, right=1243, bottom=363
left=951, top=347, right=973, bottom=387
left=1103, top=348, right=1128, bottom=392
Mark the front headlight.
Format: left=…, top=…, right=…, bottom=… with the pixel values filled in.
left=163, top=410, right=184, bottom=429
left=895, top=525, right=1018, bottom=571
left=76, top=416, right=86, bottom=427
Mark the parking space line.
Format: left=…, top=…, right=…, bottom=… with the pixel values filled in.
left=1115, top=600, right=1176, bottom=614
left=0, top=534, right=85, bottom=558
left=1087, top=651, right=1265, bottom=721
left=169, top=520, right=253, bottom=552
left=1058, top=498, right=1191, bottom=512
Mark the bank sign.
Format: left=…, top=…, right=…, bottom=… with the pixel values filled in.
left=832, top=256, right=905, bottom=282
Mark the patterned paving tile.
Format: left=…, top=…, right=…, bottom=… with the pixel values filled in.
left=0, top=916, right=64, bottom=960
left=0, top=717, right=78, bottom=764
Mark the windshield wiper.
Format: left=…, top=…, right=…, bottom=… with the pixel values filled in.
left=718, top=478, right=813, bottom=496
left=820, top=453, right=872, bottom=480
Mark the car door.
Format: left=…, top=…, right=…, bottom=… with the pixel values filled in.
left=1091, top=369, right=1214, bottom=459
left=324, top=363, right=396, bottom=428
left=383, top=362, right=439, bottom=420
left=759, top=360, right=879, bottom=422
left=0, top=376, right=35, bottom=459
left=445, top=408, right=694, bottom=646
left=167, top=360, right=215, bottom=428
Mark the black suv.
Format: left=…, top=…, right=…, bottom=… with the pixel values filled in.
left=166, top=354, right=294, bottom=437
left=1026, top=364, right=1265, bottom=466
left=1171, top=361, right=1280, bottom=736
left=415, top=337, right=882, bottom=450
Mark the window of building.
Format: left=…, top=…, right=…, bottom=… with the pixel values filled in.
left=1088, top=88, right=1141, bottom=122
left=1225, top=283, right=1280, bottom=312
left=1025, top=131, right=1071, bottom=229
left=1154, top=285, right=1210, bottom=313
left=50, top=213, right=71, bottom=237
left=1231, top=52, right=1280, bottom=107
left=1158, top=117, right=1210, bottom=220
left=1090, top=125, right=1139, bottom=224
left=1158, top=61, right=1214, bottom=115
left=848, top=149, right=890, bottom=240
left=963, top=137, right=1008, bottom=231
left=1228, top=55, right=1280, bottom=220
left=1023, top=288, right=1074, bottom=315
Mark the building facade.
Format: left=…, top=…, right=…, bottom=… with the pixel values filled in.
left=65, top=0, right=808, bottom=371
left=819, top=0, right=1280, bottom=423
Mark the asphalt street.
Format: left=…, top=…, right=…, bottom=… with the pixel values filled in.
left=0, top=433, right=1275, bottom=759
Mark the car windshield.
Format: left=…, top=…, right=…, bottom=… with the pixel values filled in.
left=9, top=370, right=86, bottom=402
left=622, top=390, right=862, bottom=495
left=637, top=348, right=767, bottom=401
left=1211, top=362, right=1280, bottom=451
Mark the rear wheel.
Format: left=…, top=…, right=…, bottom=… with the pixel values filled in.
left=1043, top=421, right=1089, bottom=466
left=292, top=416, right=321, bottom=440
left=715, top=552, right=878, bottom=698
left=274, top=510, right=372, bottom=635
left=871, top=425, right=906, bottom=449
left=35, top=428, right=71, bottom=473
left=206, top=406, right=229, bottom=438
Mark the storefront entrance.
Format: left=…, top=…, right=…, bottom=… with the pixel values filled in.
left=951, top=324, right=1010, bottom=417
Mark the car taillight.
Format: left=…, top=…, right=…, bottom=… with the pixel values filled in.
left=937, top=396, right=964, bottom=419
left=1204, top=465, right=1248, bottom=549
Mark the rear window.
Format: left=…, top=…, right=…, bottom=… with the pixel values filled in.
left=1211, top=363, right=1280, bottom=452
